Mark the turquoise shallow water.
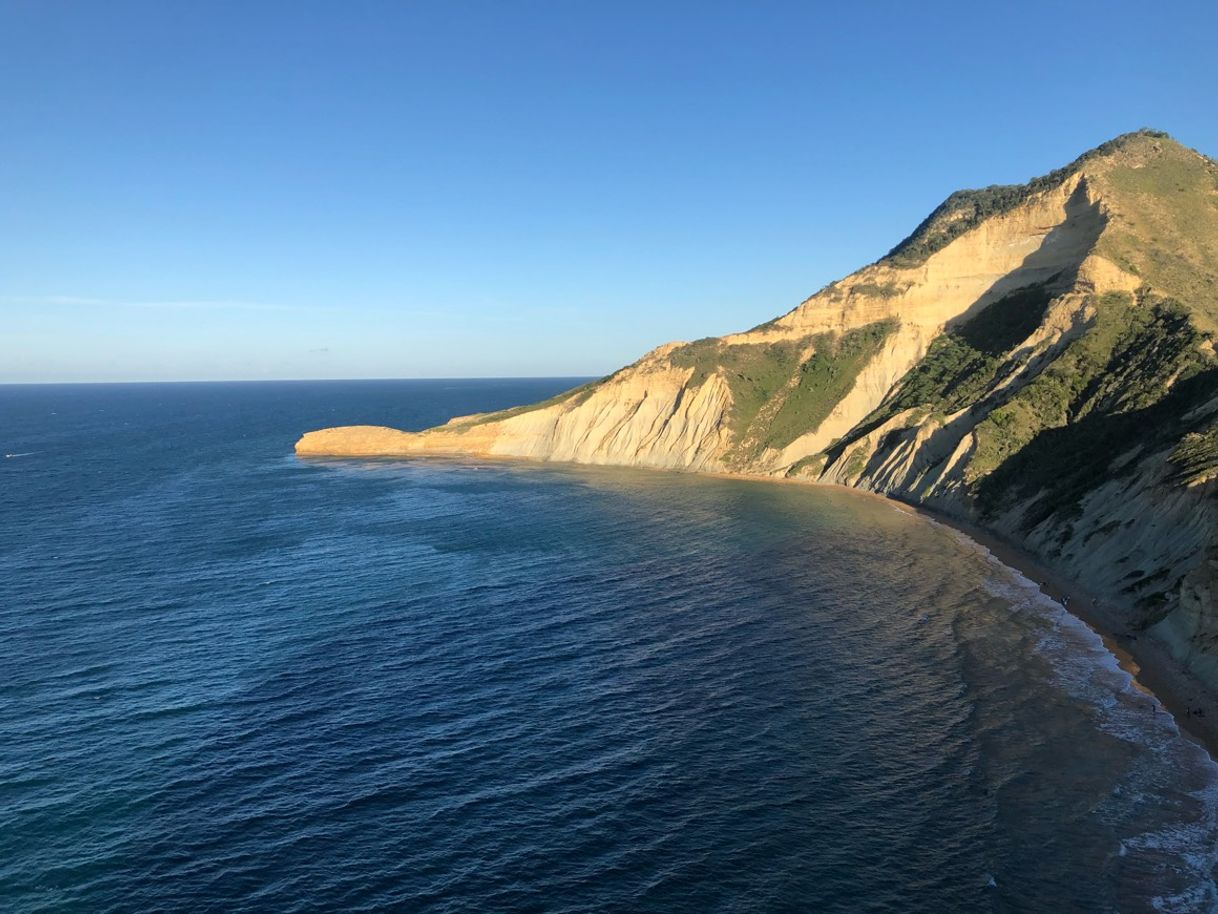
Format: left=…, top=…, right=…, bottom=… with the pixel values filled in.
left=2, top=379, right=1217, bottom=913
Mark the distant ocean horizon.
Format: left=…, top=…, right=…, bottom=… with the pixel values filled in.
left=0, top=376, right=600, bottom=387
left=4, top=378, right=1217, bottom=913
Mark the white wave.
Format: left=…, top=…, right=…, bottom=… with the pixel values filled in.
left=896, top=511, right=1218, bottom=908
left=977, top=555, right=1218, bottom=912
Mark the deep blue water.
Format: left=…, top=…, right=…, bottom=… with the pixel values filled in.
left=3, top=379, right=1218, bottom=913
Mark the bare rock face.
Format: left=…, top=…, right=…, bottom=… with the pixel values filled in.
left=298, top=131, right=1218, bottom=689
left=1158, top=549, right=1218, bottom=684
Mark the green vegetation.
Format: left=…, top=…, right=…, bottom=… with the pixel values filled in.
left=1095, top=141, right=1218, bottom=332
left=760, top=319, right=898, bottom=452
left=884, top=129, right=1177, bottom=268
left=894, top=334, right=1000, bottom=415
left=849, top=281, right=905, bottom=299
left=785, top=453, right=827, bottom=478
left=1167, top=421, right=1218, bottom=485
left=825, top=282, right=1057, bottom=465
left=974, top=293, right=1218, bottom=526
left=668, top=336, right=808, bottom=450
left=966, top=289, right=1141, bottom=480
left=462, top=380, right=600, bottom=426
left=463, top=129, right=1218, bottom=551
left=891, top=280, right=1057, bottom=414
left=813, top=131, right=1218, bottom=519
left=843, top=445, right=870, bottom=479
left=667, top=319, right=898, bottom=463
left=817, top=273, right=1216, bottom=534
left=957, top=279, right=1061, bottom=355
left=886, top=184, right=1064, bottom=268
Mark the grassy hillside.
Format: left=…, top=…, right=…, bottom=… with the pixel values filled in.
left=668, top=319, right=897, bottom=464
left=959, top=134, right=1218, bottom=523
left=809, top=132, right=1218, bottom=625
left=1092, top=136, right=1218, bottom=332
left=973, top=294, right=1213, bottom=515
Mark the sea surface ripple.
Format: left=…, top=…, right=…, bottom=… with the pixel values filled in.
left=2, top=379, right=1216, bottom=913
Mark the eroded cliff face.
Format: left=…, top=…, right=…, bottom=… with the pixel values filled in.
left=297, top=131, right=1218, bottom=689
left=803, top=134, right=1218, bottom=687
left=298, top=170, right=1111, bottom=469
left=296, top=352, right=736, bottom=469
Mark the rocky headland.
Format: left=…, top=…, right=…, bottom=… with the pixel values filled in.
left=298, top=130, right=1218, bottom=720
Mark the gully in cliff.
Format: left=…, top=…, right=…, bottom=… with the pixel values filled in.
left=300, top=131, right=1218, bottom=726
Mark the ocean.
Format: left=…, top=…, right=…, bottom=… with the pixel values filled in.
left=2, top=378, right=1217, bottom=913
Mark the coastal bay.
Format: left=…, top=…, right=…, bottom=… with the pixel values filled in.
left=6, top=379, right=1218, bottom=911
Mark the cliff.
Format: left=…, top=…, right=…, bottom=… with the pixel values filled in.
left=297, top=130, right=1218, bottom=689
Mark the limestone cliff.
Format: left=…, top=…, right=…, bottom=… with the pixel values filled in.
left=298, top=130, right=1218, bottom=689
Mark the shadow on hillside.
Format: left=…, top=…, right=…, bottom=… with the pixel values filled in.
left=821, top=180, right=1107, bottom=472
left=976, top=366, right=1218, bottom=533
left=943, top=178, right=1106, bottom=330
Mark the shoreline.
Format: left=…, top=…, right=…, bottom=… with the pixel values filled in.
left=697, top=464, right=1218, bottom=759
left=879, top=494, right=1218, bottom=762
left=613, top=463, right=1218, bottom=761
left=303, top=450, right=1218, bottom=761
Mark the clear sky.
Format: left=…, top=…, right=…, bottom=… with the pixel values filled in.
left=3, top=0, right=1216, bottom=383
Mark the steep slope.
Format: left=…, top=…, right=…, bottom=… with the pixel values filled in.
left=807, top=131, right=1218, bottom=684
left=298, top=130, right=1218, bottom=687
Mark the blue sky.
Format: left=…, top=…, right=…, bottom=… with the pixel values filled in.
left=2, top=0, right=1216, bottom=382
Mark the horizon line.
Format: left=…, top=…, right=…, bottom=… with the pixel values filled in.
left=0, top=374, right=601, bottom=387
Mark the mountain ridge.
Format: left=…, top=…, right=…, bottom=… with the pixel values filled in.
left=297, top=129, right=1218, bottom=691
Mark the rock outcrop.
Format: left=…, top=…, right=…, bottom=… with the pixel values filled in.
left=298, top=130, right=1218, bottom=689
